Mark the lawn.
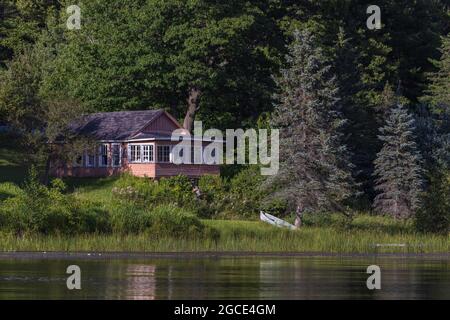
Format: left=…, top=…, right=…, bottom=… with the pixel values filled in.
left=0, top=145, right=448, bottom=254
left=0, top=147, right=28, bottom=184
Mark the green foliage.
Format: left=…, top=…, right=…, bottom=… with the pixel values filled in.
left=109, top=203, right=218, bottom=240
left=1, top=0, right=449, bottom=233
left=0, top=171, right=218, bottom=239
left=196, top=174, right=228, bottom=217
left=224, top=166, right=265, bottom=218
left=112, top=174, right=196, bottom=209
left=415, top=171, right=450, bottom=234
left=0, top=182, right=22, bottom=202
left=0, top=169, right=110, bottom=235
left=268, top=29, right=355, bottom=217
left=41, top=0, right=281, bottom=129
left=112, top=171, right=268, bottom=219
left=374, top=105, right=424, bottom=219
left=424, top=33, right=450, bottom=113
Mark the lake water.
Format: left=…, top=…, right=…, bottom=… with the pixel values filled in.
left=0, top=254, right=448, bottom=299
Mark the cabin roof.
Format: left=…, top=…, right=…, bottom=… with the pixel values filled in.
left=69, top=109, right=181, bottom=141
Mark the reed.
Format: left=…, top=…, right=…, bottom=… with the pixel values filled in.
left=0, top=218, right=448, bottom=253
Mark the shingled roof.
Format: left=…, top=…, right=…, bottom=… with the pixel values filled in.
left=70, top=109, right=165, bottom=140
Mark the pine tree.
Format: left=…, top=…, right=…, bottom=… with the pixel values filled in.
left=425, top=33, right=450, bottom=114
left=415, top=33, right=450, bottom=233
left=373, top=104, right=423, bottom=219
left=415, top=171, right=450, bottom=234
left=268, top=30, right=355, bottom=227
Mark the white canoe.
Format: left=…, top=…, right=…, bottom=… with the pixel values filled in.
left=260, top=211, right=297, bottom=230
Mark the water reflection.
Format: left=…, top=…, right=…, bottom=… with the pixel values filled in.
left=125, top=265, right=156, bottom=300
left=0, top=256, right=448, bottom=299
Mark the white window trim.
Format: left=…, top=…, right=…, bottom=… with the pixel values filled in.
left=157, top=145, right=172, bottom=163
left=128, top=143, right=155, bottom=164
left=142, top=144, right=154, bottom=163
left=112, top=143, right=122, bottom=167
left=99, top=144, right=109, bottom=167
left=85, top=151, right=96, bottom=168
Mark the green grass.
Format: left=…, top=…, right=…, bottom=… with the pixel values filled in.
left=0, top=219, right=448, bottom=253
left=64, top=177, right=118, bottom=206
left=0, top=145, right=448, bottom=254
left=0, top=147, right=28, bottom=184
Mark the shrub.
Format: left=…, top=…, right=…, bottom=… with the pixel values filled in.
left=0, top=171, right=110, bottom=235
left=112, top=174, right=196, bottom=209
left=0, top=182, right=22, bottom=202
left=110, top=203, right=219, bottom=240
left=226, top=166, right=265, bottom=218
left=109, top=203, right=151, bottom=234
left=148, top=204, right=217, bottom=239
left=197, top=174, right=228, bottom=217
left=112, top=174, right=156, bottom=206
left=159, top=175, right=195, bottom=207
left=260, top=198, right=288, bottom=217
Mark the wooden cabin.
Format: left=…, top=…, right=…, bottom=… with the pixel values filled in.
left=50, top=109, right=220, bottom=178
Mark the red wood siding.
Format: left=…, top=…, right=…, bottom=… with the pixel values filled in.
left=50, top=166, right=125, bottom=178
left=51, top=140, right=220, bottom=179
left=155, top=163, right=220, bottom=178
left=142, top=113, right=180, bottom=134
left=127, top=163, right=156, bottom=178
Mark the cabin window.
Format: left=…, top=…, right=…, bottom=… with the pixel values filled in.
left=142, top=145, right=154, bottom=163
left=112, top=144, right=121, bottom=167
left=99, top=144, right=109, bottom=167
left=130, top=145, right=141, bottom=162
left=85, top=152, right=96, bottom=167
left=157, top=145, right=171, bottom=163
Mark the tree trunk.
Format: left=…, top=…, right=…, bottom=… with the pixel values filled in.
left=183, top=86, right=201, bottom=133
left=294, top=204, right=304, bottom=228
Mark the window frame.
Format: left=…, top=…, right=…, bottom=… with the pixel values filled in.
left=157, top=145, right=171, bottom=163
left=142, top=144, right=154, bottom=163
left=128, top=143, right=155, bottom=164
left=85, top=151, right=96, bottom=168
left=111, top=143, right=122, bottom=167
left=98, top=144, right=109, bottom=167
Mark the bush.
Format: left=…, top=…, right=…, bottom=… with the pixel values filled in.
left=112, top=174, right=196, bottom=209
left=110, top=203, right=219, bottom=240
left=148, top=204, right=218, bottom=239
left=197, top=174, right=228, bottom=217
left=0, top=170, right=110, bottom=235
left=0, top=182, right=22, bottom=202
left=226, top=166, right=265, bottom=218
left=0, top=171, right=219, bottom=239
left=260, top=198, right=288, bottom=217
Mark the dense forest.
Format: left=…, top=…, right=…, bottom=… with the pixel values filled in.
left=0, top=0, right=449, bottom=233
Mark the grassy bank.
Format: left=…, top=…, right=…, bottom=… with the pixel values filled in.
left=0, top=145, right=448, bottom=254
left=0, top=218, right=448, bottom=254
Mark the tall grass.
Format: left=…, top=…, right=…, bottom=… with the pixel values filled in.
left=0, top=219, right=448, bottom=253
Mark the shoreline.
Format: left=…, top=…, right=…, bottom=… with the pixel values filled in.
left=1, top=251, right=449, bottom=260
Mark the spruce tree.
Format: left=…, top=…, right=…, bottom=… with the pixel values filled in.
left=373, top=104, right=423, bottom=219
left=415, top=171, right=450, bottom=234
left=425, top=33, right=450, bottom=114
left=268, top=30, right=354, bottom=227
left=415, top=33, right=450, bottom=233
